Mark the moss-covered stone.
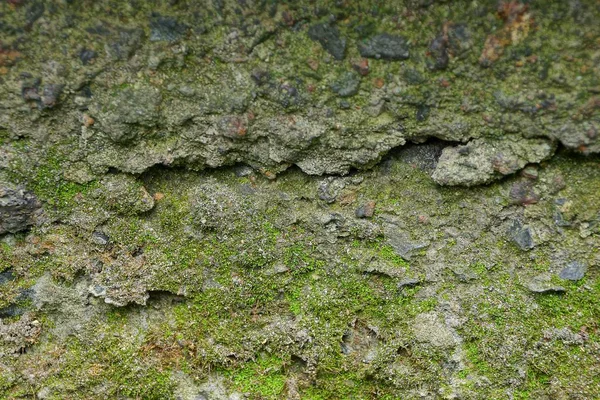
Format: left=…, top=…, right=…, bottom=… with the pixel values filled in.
left=0, top=1, right=599, bottom=399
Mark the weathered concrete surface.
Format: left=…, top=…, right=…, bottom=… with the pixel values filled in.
left=0, top=1, right=599, bottom=399
left=0, top=0, right=598, bottom=185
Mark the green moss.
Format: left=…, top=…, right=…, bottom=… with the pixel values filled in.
left=10, top=146, right=99, bottom=214
left=284, top=243, right=325, bottom=275
left=455, top=256, right=600, bottom=396
left=2, top=133, right=599, bottom=398
left=464, top=341, right=493, bottom=377
left=228, top=355, right=286, bottom=399
left=286, top=285, right=303, bottom=316
left=42, top=322, right=177, bottom=400
left=376, top=243, right=411, bottom=269
left=303, top=371, right=397, bottom=400
left=0, top=241, right=14, bottom=271
left=534, top=278, right=600, bottom=328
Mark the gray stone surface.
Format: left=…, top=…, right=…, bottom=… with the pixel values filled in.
left=526, top=274, right=566, bottom=293
left=508, top=220, right=535, bottom=251
left=308, top=23, right=347, bottom=61
left=358, top=33, right=410, bottom=60
left=559, top=261, right=587, bottom=281
left=0, top=1, right=599, bottom=399
left=412, top=312, right=458, bottom=348
left=432, top=138, right=555, bottom=186
left=0, top=181, right=41, bottom=234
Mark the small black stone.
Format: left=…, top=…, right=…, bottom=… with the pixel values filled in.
left=21, top=78, right=41, bottom=101
left=78, top=48, right=97, bottom=65
left=508, top=220, right=534, bottom=250
left=0, top=304, right=26, bottom=319
left=0, top=184, right=41, bottom=234
left=0, top=268, right=15, bottom=285
left=427, top=34, right=449, bottom=70
left=307, top=23, right=346, bottom=61
left=91, top=231, right=110, bottom=246
left=41, top=84, right=64, bottom=109
left=509, top=181, right=539, bottom=205
left=355, top=201, right=375, bottom=218
left=416, top=105, right=430, bottom=122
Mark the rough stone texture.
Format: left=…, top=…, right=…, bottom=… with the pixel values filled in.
left=525, top=273, right=566, bottom=293
left=0, top=314, right=41, bottom=357
left=90, top=86, right=163, bottom=144
left=412, top=312, right=458, bottom=348
left=0, top=148, right=598, bottom=398
left=96, top=174, right=155, bottom=215
left=307, top=23, right=346, bottom=61
left=559, top=261, right=587, bottom=281
left=432, top=137, right=556, bottom=186
left=0, top=1, right=600, bottom=399
left=358, top=33, right=410, bottom=60
left=0, top=0, right=597, bottom=185
left=0, top=180, right=41, bottom=234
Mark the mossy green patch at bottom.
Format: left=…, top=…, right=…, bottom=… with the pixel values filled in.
left=1, top=149, right=599, bottom=398
left=226, top=355, right=286, bottom=399
left=40, top=323, right=177, bottom=400
left=456, top=271, right=600, bottom=398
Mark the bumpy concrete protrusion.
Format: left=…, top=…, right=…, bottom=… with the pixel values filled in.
left=432, top=137, right=556, bottom=186
left=0, top=0, right=597, bottom=186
